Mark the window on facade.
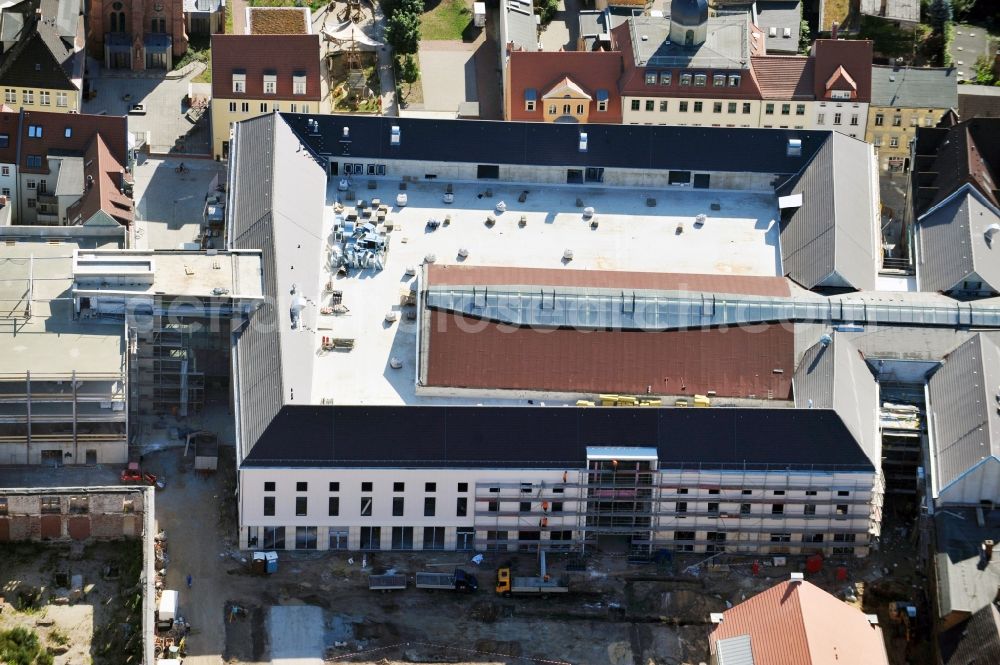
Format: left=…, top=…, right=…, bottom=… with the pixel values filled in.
left=836, top=504, right=849, bottom=516
left=833, top=113, right=842, bottom=125
left=4, top=89, right=13, bottom=104
left=660, top=72, right=671, bottom=85
left=260, top=103, right=268, bottom=113
left=873, top=136, right=882, bottom=147
left=729, top=74, right=741, bottom=87
left=680, top=73, right=692, bottom=86
left=889, top=136, right=899, bottom=148
left=424, top=526, right=445, bottom=550
left=295, top=497, right=307, bottom=516
left=296, top=526, right=317, bottom=550
left=519, top=501, right=531, bottom=512
left=425, top=482, right=436, bottom=492
left=329, top=528, right=349, bottom=549
left=676, top=501, right=688, bottom=514
left=359, top=526, right=380, bottom=550
left=68, top=497, right=88, bottom=514
left=679, top=101, right=689, bottom=112
left=780, top=103, right=790, bottom=115
left=597, top=99, right=607, bottom=112
left=456, top=497, right=467, bottom=516
left=740, top=503, right=751, bottom=516
left=892, top=115, right=902, bottom=126
left=708, top=489, right=720, bottom=495
left=1, top=166, right=8, bottom=177
left=644, top=71, right=657, bottom=85
left=525, top=99, right=535, bottom=111
left=328, top=482, right=340, bottom=492
left=805, top=490, right=817, bottom=496
left=424, top=497, right=436, bottom=516
left=875, top=113, right=884, bottom=126
left=773, top=490, right=785, bottom=496
left=263, top=526, right=285, bottom=549
left=263, top=496, right=275, bottom=516
left=39, top=91, right=49, bottom=106
left=693, top=101, right=703, bottom=112
left=0, top=498, right=7, bottom=516
left=26, top=155, right=41, bottom=168
left=241, top=102, right=249, bottom=112
left=708, top=502, right=720, bottom=515
left=574, top=104, right=583, bottom=115
left=804, top=504, right=816, bottom=515
left=659, top=100, right=668, bottom=111
left=233, top=78, right=245, bottom=93
left=765, top=103, right=774, bottom=115
left=770, top=533, right=791, bottom=542
left=360, top=496, right=372, bottom=516
left=457, top=482, right=468, bottom=492
left=817, top=113, right=825, bottom=125
left=296, top=482, right=308, bottom=492
left=830, top=90, right=850, bottom=99
left=850, top=114, right=858, bottom=126
left=487, top=500, right=498, bottom=512
left=645, top=100, right=654, bottom=111
left=551, top=501, right=563, bottom=512
left=264, top=77, right=276, bottom=94
left=26, top=198, right=35, bottom=208
left=713, top=102, right=722, bottom=113
left=393, top=482, right=405, bottom=492
left=562, top=104, right=571, bottom=114
left=392, top=497, right=404, bottom=516
left=771, top=503, right=784, bottom=515
left=228, top=102, right=237, bottom=112
left=630, top=100, right=640, bottom=111
left=694, top=74, right=707, bottom=86
left=713, top=74, right=726, bottom=87
left=677, top=488, right=689, bottom=495
left=56, top=93, right=67, bottom=107
left=795, top=104, right=805, bottom=115
left=361, top=482, right=373, bottom=492
left=26, top=179, right=36, bottom=190
left=22, top=90, right=33, bottom=104
left=727, top=102, right=737, bottom=113
left=27, top=125, right=41, bottom=138
left=328, top=496, right=339, bottom=516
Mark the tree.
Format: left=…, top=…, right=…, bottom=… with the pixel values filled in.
left=386, top=6, right=421, bottom=55
left=798, top=18, right=811, bottom=53
left=973, top=55, right=998, bottom=85
left=398, top=54, right=420, bottom=85
left=927, top=0, right=953, bottom=29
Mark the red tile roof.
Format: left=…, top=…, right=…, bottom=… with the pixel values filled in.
left=211, top=34, right=322, bottom=101
left=751, top=56, right=815, bottom=100
left=506, top=50, right=624, bottom=123
left=812, top=39, right=873, bottom=103
left=426, top=265, right=791, bottom=297
left=710, top=580, right=890, bottom=665
left=67, top=133, right=133, bottom=226
left=424, top=311, right=794, bottom=398
left=11, top=109, right=127, bottom=174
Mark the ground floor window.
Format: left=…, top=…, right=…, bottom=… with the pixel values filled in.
left=263, top=526, right=285, bottom=549
left=329, top=528, right=349, bottom=549
left=832, top=532, right=856, bottom=554
left=549, top=530, right=573, bottom=550
left=423, top=526, right=445, bottom=550
left=518, top=530, right=540, bottom=552
left=296, top=526, right=317, bottom=550
left=391, top=526, right=413, bottom=550
left=360, top=526, right=381, bottom=550
left=706, top=531, right=727, bottom=553
left=486, top=530, right=508, bottom=552
left=456, top=527, right=474, bottom=551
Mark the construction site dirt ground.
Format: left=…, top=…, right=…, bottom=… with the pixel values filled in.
left=0, top=540, right=144, bottom=664
left=1, top=450, right=933, bottom=665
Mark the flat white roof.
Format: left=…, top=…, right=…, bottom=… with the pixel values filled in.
left=308, top=179, right=782, bottom=405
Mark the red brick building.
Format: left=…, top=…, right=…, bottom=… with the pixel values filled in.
left=87, top=0, right=188, bottom=71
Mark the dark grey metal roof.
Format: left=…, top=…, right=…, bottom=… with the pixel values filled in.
left=871, top=66, right=958, bottom=110
left=940, top=603, right=1000, bottom=665
left=283, top=113, right=830, bottom=175
left=502, top=0, right=537, bottom=51
left=777, top=132, right=878, bottom=291
left=927, top=333, right=1000, bottom=500
left=934, top=508, right=1000, bottom=617
left=860, top=0, right=920, bottom=23
left=242, top=404, right=876, bottom=470
left=53, top=155, right=83, bottom=196
left=227, top=114, right=284, bottom=461
left=917, top=188, right=1000, bottom=294
left=631, top=14, right=749, bottom=69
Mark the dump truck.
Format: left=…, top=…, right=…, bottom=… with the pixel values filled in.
left=495, top=550, right=569, bottom=597
left=415, top=569, right=478, bottom=592
left=368, top=573, right=407, bottom=592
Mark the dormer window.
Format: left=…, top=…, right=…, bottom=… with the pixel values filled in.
left=293, top=72, right=307, bottom=95
left=232, top=71, right=246, bottom=94
left=263, top=72, right=277, bottom=95
left=728, top=74, right=740, bottom=87
left=596, top=89, right=608, bottom=112
left=693, top=73, right=707, bottom=87
left=524, top=88, right=537, bottom=112
left=645, top=72, right=657, bottom=85
left=660, top=72, right=671, bottom=85
left=680, top=73, right=692, bottom=86
left=712, top=74, right=725, bottom=87
left=830, top=90, right=851, bottom=100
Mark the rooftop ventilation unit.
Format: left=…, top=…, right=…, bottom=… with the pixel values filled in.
left=790, top=572, right=804, bottom=583
left=342, top=126, right=350, bottom=138
left=985, top=223, right=1000, bottom=246
left=787, top=138, right=802, bottom=156
left=579, top=132, right=588, bottom=153
left=768, top=26, right=776, bottom=37
left=783, top=27, right=791, bottom=38
left=390, top=125, right=401, bottom=146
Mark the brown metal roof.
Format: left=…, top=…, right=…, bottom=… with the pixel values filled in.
left=424, top=310, right=794, bottom=399
left=425, top=265, right=791, bottom=297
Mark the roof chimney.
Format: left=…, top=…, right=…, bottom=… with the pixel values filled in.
left=790, top=572, right=804, bottom=583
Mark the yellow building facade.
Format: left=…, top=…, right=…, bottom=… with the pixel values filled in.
left=2, top=86, right=79, bottom=114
